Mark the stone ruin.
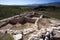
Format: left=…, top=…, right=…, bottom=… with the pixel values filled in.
left=0, top=12, right=60, bottom=40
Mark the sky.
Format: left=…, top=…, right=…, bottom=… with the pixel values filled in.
left=0, top=0, right=60, bottom=5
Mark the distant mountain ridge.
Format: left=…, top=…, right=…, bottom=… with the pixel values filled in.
left=44, top=2, right=60, bottom=7
left=0, top=2, right=60, bottom=7
left=29, top=2, right=60, bottom=7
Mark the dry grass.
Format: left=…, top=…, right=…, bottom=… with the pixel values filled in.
left=37, top=18, right=52, bottom=27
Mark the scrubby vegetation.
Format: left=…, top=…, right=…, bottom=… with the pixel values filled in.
left=0, top=33, right=14, bottom=40
left=0, top=6, right=60, bottom=19
left=0, top=6, right=32, bottom=20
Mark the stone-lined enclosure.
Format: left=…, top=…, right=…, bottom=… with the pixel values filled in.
left=0, top=12, right=60, bottom=40
left=0, top=12, right=49, bottom=29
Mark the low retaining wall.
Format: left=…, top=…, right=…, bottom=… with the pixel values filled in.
left=0, top=15, right=36, bottom=28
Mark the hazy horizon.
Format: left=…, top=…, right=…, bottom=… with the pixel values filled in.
left=0, top=0, right=60, bottom=5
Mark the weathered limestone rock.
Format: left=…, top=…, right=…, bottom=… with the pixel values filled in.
left=13, top=34, right=22, bottom=40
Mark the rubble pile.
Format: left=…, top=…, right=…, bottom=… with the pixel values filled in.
left=0, top=12, right=60, bottom=40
